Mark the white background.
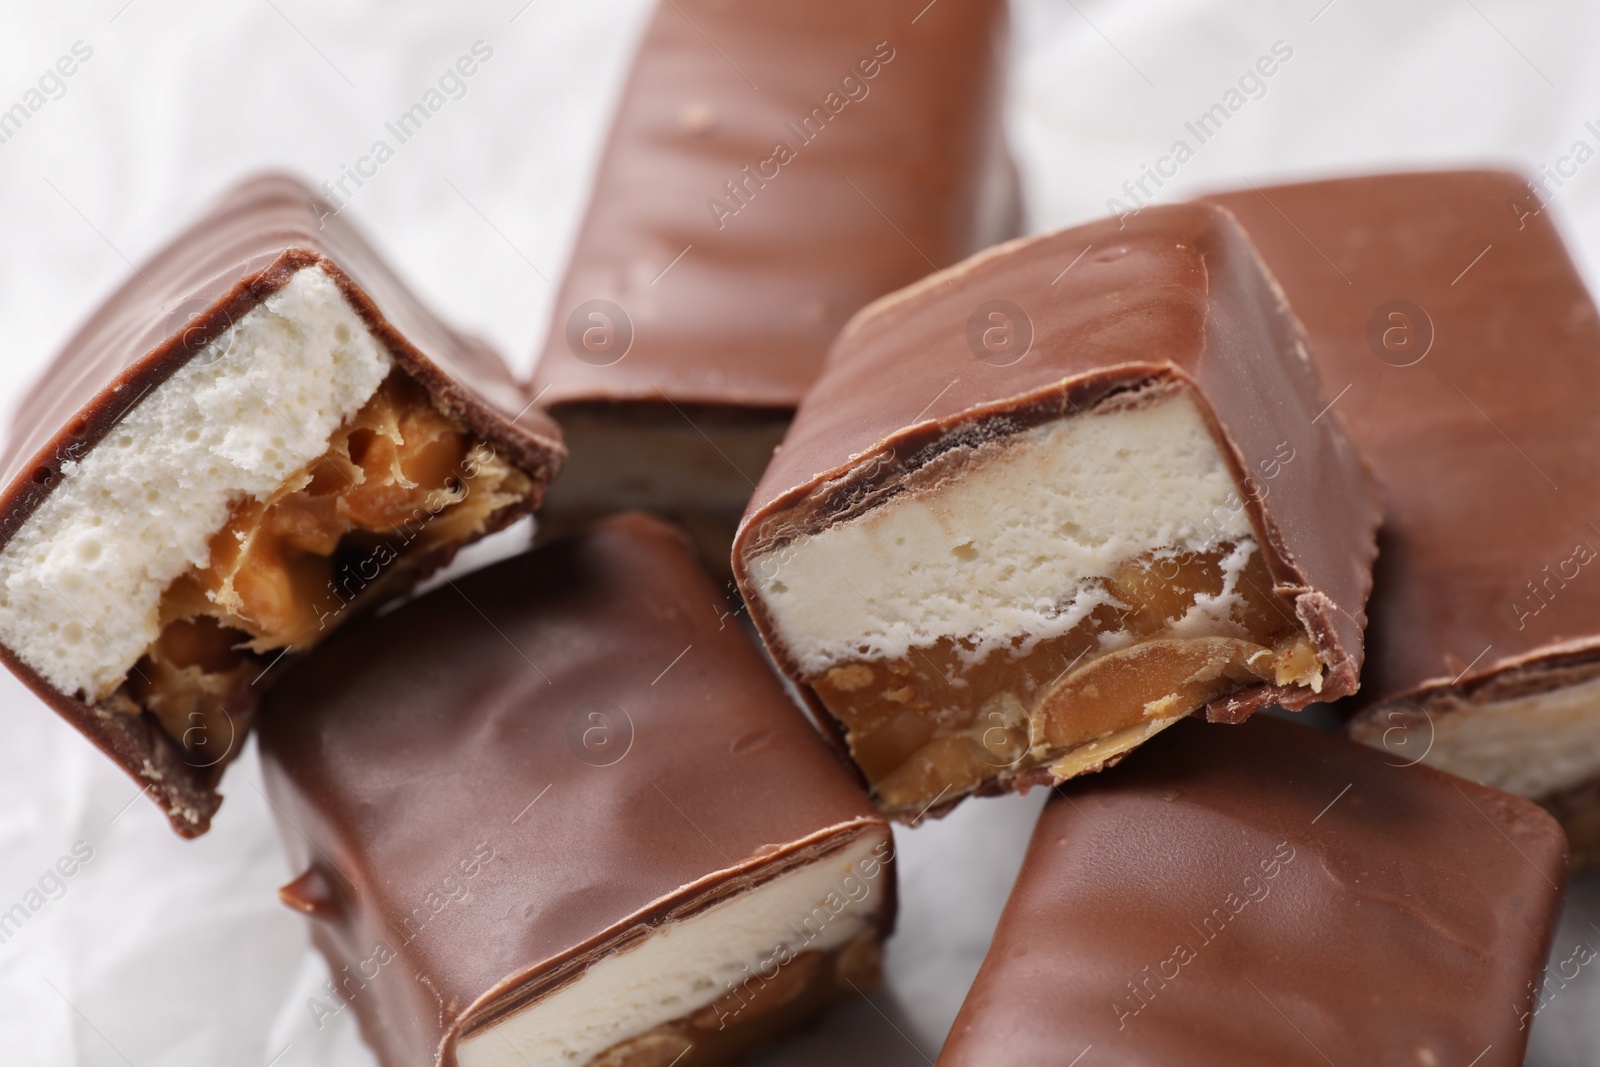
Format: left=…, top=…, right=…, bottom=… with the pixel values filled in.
left=1, top=1, right=1599, bottom=1063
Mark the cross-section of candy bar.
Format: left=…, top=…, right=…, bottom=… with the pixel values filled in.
left=734, top=204, right=1378, bottom=820
left=937, top=715, right=1566, bottom=1067
left=0, top=174, right=564, bottom=836
left=1206, top=171, right=1600, bottom=866
left=260, top=513, right=893, bottom=1067
left=530, top=0, right=1017, bottom=571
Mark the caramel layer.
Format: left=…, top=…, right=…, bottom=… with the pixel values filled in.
left=118, top=371, right=534, bottom=749
left=587, top=933, right=881, bottom=1067
left=810, top=544, right=1316, bottom=817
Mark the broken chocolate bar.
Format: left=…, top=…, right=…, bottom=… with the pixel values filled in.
left=259, top=513, right=894, bottom=1067
left=1206, top=172, right=1600, bottom=865
left=937, top=715, right=1566, bottom=1067
left=530, top=0, right=1018, bottom=570
left=733, top=204, right=1379, bottom=821
left=0, top=174, right=564, bottom=837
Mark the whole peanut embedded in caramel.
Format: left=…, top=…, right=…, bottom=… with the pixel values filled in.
left=809, top=543, right=1317, bottom=817
left=118, top=370, right=533, bottom=749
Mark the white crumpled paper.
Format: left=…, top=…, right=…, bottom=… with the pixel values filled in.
left=1, top=1, right=1597, bottom=1063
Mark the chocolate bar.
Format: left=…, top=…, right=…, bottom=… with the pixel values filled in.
left=1206, top=171, right=1600, bottom=864
left=259, top=513, right=894, bottom=1067
left=733, top=204, right=1379, bottom=821
left=530, top=0, right=1017, bottom=569
left=0, top=174, right=564, bottom=837
left=938, top=715, right=1565, bottom=1066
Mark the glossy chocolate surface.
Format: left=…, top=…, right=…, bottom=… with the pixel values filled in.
left=938, top=715, right=1566, bottom=1067
left=735, top=204, right=1379, bottom=725
left=1207, top=172, right=1600, bottom=708
left=258, top=513, right=890, bottom=1067
left=0, top=173, right=565, bottom=837
left=530, top=0, right=1015, bottom=413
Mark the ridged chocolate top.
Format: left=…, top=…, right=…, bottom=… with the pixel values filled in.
left=735, top=204, right=1379, bottom=709
left=1207, top=171, right=1600, bottom=706
left=938, top=716, right=1566, bottom=1067
left=258, top=513, right=889, bottom=1067
left=0, top=173, right=565, bottom=838
left=530, top=0, right=1014, bottom=411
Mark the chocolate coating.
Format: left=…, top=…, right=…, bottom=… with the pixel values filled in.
left=1205, top=173, right=1600, bottom=709
left=0, top=173, right=565, bottom=837
left=258, top=513, right=890, bottom=1067
left=735, top=204, right=1379, bottom=727
left=938, top=715, right=1566, bottom=1067
left=530, top=0, right=1016, bottom=413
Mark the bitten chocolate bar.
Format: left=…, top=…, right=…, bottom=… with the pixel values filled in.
left=1207, top=172, right=1600, bottom=865
left=937, top=716, right=1566, bottom=1067
left=0, top=174, right=564, bottom=837
left=259, top=513, right=894, bottom=1067
left=733, top=204, right=1378, bottom=821
left=530, top=0, right=1016, bottom=567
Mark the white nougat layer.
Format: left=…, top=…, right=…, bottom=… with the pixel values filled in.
left=456, top=831, right=889, bottom=1067
left=0, top=266, right=391, bottom=701
left=1386, top=674, right=1600, bottom=800
left=746, top=390, right=1256, bottom=676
